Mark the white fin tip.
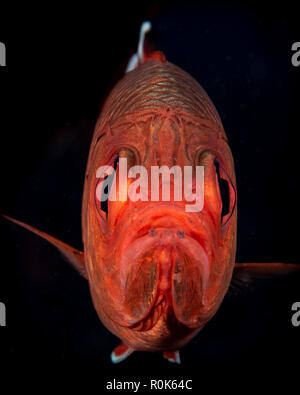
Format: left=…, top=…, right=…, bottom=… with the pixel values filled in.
left=111, top=346, right=134, bottom=364
left=137, top=21, right=152, bottom=62
left=126, top=21, right=152, bottom=73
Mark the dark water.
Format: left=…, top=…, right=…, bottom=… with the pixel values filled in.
left=0, top=1, right=299, bottom=392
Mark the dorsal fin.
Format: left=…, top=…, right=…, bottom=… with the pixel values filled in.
left=1, top=214, right=87, bottom=279
left=126, top=21, right=166, bottom=73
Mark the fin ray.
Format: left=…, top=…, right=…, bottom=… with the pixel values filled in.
left=1, top=214, right=87, bottom=279
left=230, top=262, right=300, bottom=294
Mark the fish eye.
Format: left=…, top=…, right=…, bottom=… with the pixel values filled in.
left=196, top=150, right=236, bottom=229
left=214, top=158, right=236, bottom=226
left=94, top=152, right=119, bottom=224
left=94, top=148, right=137, bottom=227
left=100, top=155, right=119, bottom=214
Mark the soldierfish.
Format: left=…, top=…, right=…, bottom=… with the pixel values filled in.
left=2, top=22, right=299, bottom=364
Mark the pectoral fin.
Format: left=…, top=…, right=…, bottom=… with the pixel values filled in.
left=230, top=262, right=300, bottom=294
left=1, top=214, right=87, bottom=279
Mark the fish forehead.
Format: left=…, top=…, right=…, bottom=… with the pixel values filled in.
left=93, top=60, right=227, bottom=143
left=98, top=112, right=226, bottom=167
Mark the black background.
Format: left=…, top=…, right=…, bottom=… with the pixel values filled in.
left=0, top=1, right=299, bottom=392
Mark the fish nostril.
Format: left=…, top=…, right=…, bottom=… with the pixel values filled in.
left=177, top=230, right=185, bottom=238
left=149, top=229, right=156, bottom=237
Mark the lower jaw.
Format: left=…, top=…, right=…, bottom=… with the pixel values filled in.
left=123, top=242, right=210, bottom=332
left=129, top=291, right=176, bottom=332
left=93, top=286, right=206, bottom=352
left=121, top=309, right=203, bottom=352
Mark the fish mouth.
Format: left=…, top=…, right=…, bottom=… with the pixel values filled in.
left=114, top=203, right=213, bottom=330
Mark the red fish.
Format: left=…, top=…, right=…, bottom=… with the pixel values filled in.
left=2, top=22, right=299, bottom=364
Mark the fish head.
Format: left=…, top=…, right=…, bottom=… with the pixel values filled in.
left=82, top=60, right=237, bottom=334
